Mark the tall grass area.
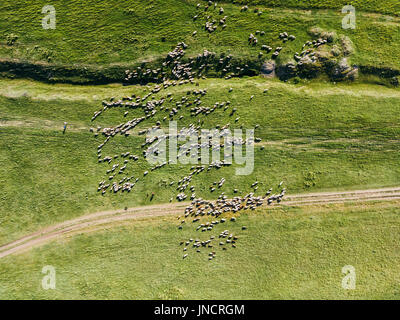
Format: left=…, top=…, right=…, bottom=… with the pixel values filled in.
left=225, top=0, right=400, bottom=16
left=0, top=77, right=399, bottom=244
left=0, top=201, right=399, bottom=299
left=0, top=0, right=400, bottom=73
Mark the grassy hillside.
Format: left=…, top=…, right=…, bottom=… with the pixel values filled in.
left=1, top=0, right=400, bottom=83
left=0, top=1, right=399, bottom=301
left=226, top=0, right=400, bottom=16
left=1, top=201, right=399, bottom=299
left=1, top=77, right=399, bottom=244
left=0, top=0, right=399, bottom=302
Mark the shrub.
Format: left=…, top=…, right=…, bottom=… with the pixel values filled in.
left=321, top=30, right=337, bottom=43
left=6, top=33, right=18, bottom=46
left=309, top=27, right=323, bottom=38
left=340, top=35, right=354, bottom=56
left=330, top=45, right=341, bottom=57
left=390, top=76, right=399, bottom=86
left=309, top=27, right=336, bottom=42
left=303, top=171, right=317, bottom=188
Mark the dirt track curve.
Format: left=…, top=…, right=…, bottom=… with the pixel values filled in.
left=1, top=187, right=399, bottom=259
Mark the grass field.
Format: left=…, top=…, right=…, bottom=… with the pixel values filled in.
left=224, top=0, right=400, bottom=16
left=1, top=77, right=399, bottom=245
left=0, top=200, right=399, bottom=299
left=1, top=0, right=400, bottom=82
left=0, top=0, right=399, bottom=300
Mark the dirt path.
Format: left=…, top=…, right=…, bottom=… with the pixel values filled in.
left=1, top=187, right=399, bottom=259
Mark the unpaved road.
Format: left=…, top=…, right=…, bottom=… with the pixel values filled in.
left=1, top=187, right=399, bottom=259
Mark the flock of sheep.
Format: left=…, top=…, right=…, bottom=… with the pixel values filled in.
left=89, top=0, right=330, bottom=260
left=179, top=183, right=286, bottom=260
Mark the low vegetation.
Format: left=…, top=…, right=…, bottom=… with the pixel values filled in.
left=0, top=77, right=399, bottom=244
left=1, top=201, right=399, bottom=299
left=1, top=1, right=400, bottom=83
left=0, top=0, right=399, bottom=300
